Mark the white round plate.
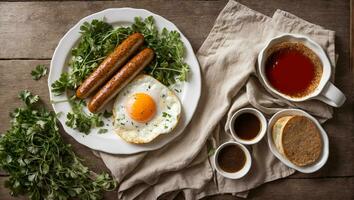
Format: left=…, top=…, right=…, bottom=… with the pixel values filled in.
left=48, top=8, right=201, bottom=154
left=267, top=109, right=329, bottom=173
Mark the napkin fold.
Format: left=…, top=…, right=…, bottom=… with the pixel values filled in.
left=98, top=1, right=336, bottom=199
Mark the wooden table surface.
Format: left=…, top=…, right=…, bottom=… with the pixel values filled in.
left=0, top=0, right=353, bottom=199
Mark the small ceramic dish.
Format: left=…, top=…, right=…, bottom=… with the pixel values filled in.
left=229, top=108, right=267, bottom=145
left=267, top=109, right=329, bottom=173
left=257, top=33, right=345, bottom=107
left=213, top=141, right=252, bottom=179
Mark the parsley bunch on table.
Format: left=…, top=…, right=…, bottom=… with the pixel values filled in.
left=0, top=91, right=116, bottom=199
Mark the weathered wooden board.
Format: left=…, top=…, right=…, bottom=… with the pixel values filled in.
left=0, top=0, right=352, bottom=199
left=1, top=176, right=353, bottom=200
left=202, top=177, right=354, bottom=199
left=0, top=0, right=350, bottom=60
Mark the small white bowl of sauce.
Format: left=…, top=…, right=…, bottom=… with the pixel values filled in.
left=229, top=108, right=267, bottom=145
left=213, top=141, right=252, bottom=179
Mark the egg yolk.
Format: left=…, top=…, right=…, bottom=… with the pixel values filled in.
left=126, top=93, right=156, bottom=123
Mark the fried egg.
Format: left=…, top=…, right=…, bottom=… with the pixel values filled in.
left=113, top=74, right=181, bottom=144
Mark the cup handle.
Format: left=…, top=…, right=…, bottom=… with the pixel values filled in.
left=315, top=82, right=346, bottom=107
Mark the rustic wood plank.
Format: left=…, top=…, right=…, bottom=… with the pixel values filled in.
left=247, top=177, right=354, bottom=200
left=0, top=0, right=350, bottom=59
left=352, top=0, right=354, bottom=72
left=241, top=177, right=354, bottom=199
left=179, top=177, right=354, bottom=200
left=0, top=178, right=26, bottom=200
left=0, top=0, right=352, bottom=199
left=1, top=176, right=353, bottom=200
left=0, top=0, right=226, bottom=59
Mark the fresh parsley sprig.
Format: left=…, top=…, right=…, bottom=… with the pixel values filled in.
left=66, top=96, right=104, bottom=134
left=31, top=64, right=47, bottom=80
left=0, top=91, right=116, bottom=199
left=19, top=90, right=39, bottom=106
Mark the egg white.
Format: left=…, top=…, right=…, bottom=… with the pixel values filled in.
left=113, top=74, right=181, bottom=144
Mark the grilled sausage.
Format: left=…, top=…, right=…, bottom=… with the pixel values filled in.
left=76, top=33, right=145, bottom=99
left=88, top=48, right=154, bottom=113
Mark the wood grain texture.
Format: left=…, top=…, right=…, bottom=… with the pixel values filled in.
left=2, top=176, right=353, bottom=200
left=352, top=0, right=354, bottom=77
left=0, top=0, right=225, bottom=58
left=0, top=0, right=349, bottom=59
left=0, top=0, right=353, bottom=199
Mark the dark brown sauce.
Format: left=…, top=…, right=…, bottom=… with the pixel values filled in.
left=217, top=145, right=246, bottom=173
left=233, top=113, right=260, bottom=140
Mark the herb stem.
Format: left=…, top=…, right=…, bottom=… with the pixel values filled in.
left=151, top=62, right=158, bottom=74
left=79, top=50, right=92, bottom=69
left=85, top=56, right=105, bottom=64
left=155, top=67, right=183, bottom=73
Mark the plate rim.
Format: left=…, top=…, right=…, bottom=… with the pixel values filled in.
left=48, top=8, right=201, bottom=154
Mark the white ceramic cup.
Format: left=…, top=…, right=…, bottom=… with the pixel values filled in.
left=213, top=141, right=252, bottom=179
left=258, top=33, right=346, bottom=107
left=229, top=108, right=267, bottom=145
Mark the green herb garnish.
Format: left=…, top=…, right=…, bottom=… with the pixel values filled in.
left=51, top=72, right=71, bottom=95
left=174, top=88, right=181, bottom=93
left=208, top=148, right=216, bottom=156
left=51, top=20, right=133, bottom=95
left=98, top=128, right=108, bottom=134
left=51, top=16, right=190, bottom=135
left=31, top=64, right=47, bottom=80
left=103, top=110, right=113, bottom=118
left=19, top=90, right=39, bottom=106
left=51, top=16, right=189, bottom=95
left=66, top=96, right=104, bottom=134
left=162, top=112, right=171, bottom=118
left=133, top=16, right=189, bottom=86
left=0, top=91, right=116, bottom=199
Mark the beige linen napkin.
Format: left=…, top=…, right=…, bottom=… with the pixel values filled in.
left=97, top=1, right=336, bottom=199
